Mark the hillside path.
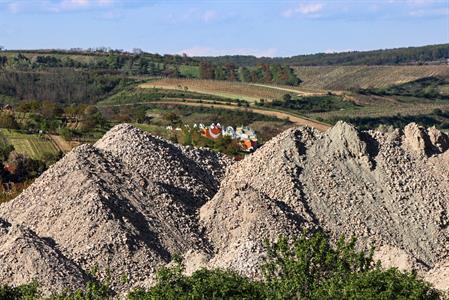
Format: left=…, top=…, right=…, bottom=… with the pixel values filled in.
left=248, top=83, right=324, bottom=96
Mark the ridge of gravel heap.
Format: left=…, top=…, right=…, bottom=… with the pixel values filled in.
left=201, top=121, right=449, bottom=290
left=0, top=124, right=231, bottom=294
left=95, top=124, right=230, bottom=209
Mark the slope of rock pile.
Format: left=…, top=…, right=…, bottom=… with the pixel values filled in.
left=0, top=124, right=230, bottom=293
left=95, top=124, right=229, bottom=209
left=201, top=122, right=449, bottom=290
left=0, top=218, right=89, bottom=295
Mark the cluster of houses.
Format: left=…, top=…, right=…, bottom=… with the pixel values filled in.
left=166, top=123, right=258, bottom=152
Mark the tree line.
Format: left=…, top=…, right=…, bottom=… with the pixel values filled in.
left=196, top=43, right=449, bottom=66
left=0, top=69, right=133, bottom=104
left=0, top=53, right=184, bottom=77
left=199, top=62, right=301, bottom=86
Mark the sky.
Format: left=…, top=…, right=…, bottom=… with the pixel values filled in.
left=0, top=0, right=448, bottom=57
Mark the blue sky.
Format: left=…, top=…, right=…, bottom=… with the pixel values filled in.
left=0, top=0, right=448, bottom=57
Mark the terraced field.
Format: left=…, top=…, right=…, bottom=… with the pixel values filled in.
left=0, top=130, right=60, bottom=160
left=141, top=79, right=293, bottom=102
left=295, top=65, right=449, bottom=91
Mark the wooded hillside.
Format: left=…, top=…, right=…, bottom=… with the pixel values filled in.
left=196, top=43, right=449, bottom=66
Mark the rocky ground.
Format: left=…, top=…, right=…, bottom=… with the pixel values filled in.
left=0, top=122, right=448, bottom=294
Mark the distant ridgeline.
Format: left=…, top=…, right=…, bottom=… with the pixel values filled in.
left=195, top=43, right=449, bottom=66
left=0, top=43, right=448, bottom=105
left=0, top=49, right=302, bottom=87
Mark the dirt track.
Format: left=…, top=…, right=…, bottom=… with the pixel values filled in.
left=248, top=83, right=325, bottom=96
left=98, top=100, right=331, bottom=132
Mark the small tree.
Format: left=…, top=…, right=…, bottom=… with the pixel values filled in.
left=282, top=93, right=292, bottom=102
left=162, top=112, right=181, bottom=125
left=0, top=114, right=19, bottom=130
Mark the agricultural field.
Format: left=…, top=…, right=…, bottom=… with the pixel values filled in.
left=179, top=65, right=200, bottom=78
left=141, top=78, right=291, bottom=102
left=0, top=129, right=60, bottom=160
left=98, top=86, right=234, bottom=106
left=294, top=65, right=449, bottom=91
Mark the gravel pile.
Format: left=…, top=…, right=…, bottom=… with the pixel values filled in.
left=1, top=122, right=449, bottom=293
left=0, top=124, right=230, bottom=293
left=201, top=121, right=449, bottom=290
left=0, top=218, right=89, bottom=295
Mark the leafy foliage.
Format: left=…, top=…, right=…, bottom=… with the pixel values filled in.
left=47, top=281, right=112, bottom=300
left=199, top=62, right=301, bottom=86
left=129, top=263, right=264, bottom=300
left=0, top=282, right=40, bottom=300
left=132, top=231, right=443, bottom=300
left=262, top=94, right=359, bottom=113
left=356, top=77, right=449, bottom=100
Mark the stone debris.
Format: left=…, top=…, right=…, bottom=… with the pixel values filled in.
left=201, top=121, right=449, bottom=290
left=0, top=218, right=89, bottom=295
left=0, top=122, right=449, bottom=293
left=0, top=124, right=230, bottom=293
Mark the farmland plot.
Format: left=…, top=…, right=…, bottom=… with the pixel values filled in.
left=1, top=130, right=60, bottom=160
left=295, top=65, right=449, bottom=91
left=141, top=78, right=289, bottom=102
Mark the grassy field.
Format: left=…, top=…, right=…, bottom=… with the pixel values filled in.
left=179, top=65, right=200, bottom=78
left=0, top=130, right=60, bottom=160
left=295, top=65, right=449, bottom=91
left=141, top=78, right=292, bottom=102
left=98, top=86, right=234, bottom=106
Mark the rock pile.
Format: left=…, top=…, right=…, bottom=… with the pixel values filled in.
left=0, top=218, right=89, bottom=294
left=201, top=121, right=449, bottom=290
left=1, top=122, right=449, bottom=293
left=0, top=124, right=230, bottom=293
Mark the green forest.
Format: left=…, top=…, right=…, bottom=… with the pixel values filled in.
left=196, top=43, right=449, bottom=66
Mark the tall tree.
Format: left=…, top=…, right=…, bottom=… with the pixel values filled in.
left=199, top=62, right=215, bottom=79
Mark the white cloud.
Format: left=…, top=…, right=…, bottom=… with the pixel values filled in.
left=283, top=2, right=324, bottom=17
left=97, top=0, right=113, bottom=5
left=298, top=3, right=323, bottom=14
left=180, top=46, right=278, bottom=57
left=409, top=7, right=449, bottom=17
left=324, top=48, right=353, bottom=54
left=201, top=10, right=218, bottom=22
left=52, top=0, right=91, bottom=12
left=2, top=0, right=117, bottom=13
left=166, top=8, right=221, bottom=24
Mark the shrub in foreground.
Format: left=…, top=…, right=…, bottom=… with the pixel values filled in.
left=0, top=232, right=444, bottom=299
left=132, top=232, right=443, bottom=300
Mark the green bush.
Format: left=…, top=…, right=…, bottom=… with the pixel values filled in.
left=133, top=231, right=443, bottom=300
left=0, top=282, right=40, bottom=300
left=0, top=232, right=443, bottom=299
left=47, top=281, right=112, bottom=300
left=129, top=265, right=264, bottom=300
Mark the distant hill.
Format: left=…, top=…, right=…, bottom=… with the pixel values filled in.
left=196, top=44, right=449, bottom=66
left=295, top=65, right=449, bottom=90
